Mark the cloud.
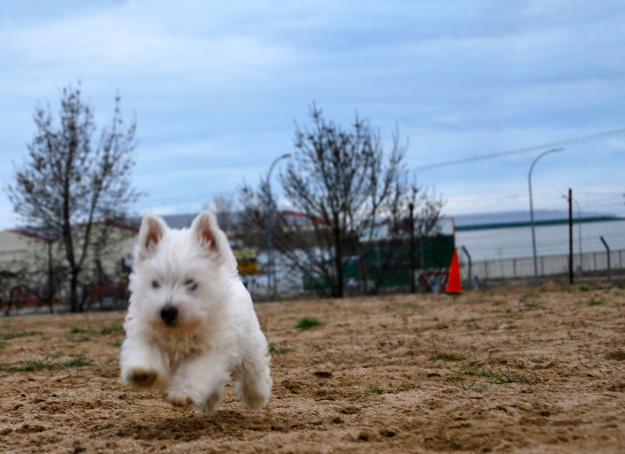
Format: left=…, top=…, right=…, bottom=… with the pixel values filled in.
left=1, top=7, right=294, bottom=86
left=0, top=0, right=624, bottom=229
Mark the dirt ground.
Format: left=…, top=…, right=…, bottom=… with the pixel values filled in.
left=1, top=285, right=625, bottom=453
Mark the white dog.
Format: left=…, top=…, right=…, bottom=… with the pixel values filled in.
left=119, top=210, right=272, bottom=413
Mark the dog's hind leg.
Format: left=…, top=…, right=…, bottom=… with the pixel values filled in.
left=236, top=333, right=272, bottom=409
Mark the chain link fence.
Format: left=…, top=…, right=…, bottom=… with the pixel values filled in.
left=462, top=249, right=625, bottom=280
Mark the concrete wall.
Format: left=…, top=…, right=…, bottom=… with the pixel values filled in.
left=0, top=231, right=48, bottom=272
left=0, top=226, right=137, bottom=286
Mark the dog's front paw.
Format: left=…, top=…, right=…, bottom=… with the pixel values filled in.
left=124, top=368, right=160, bottom=388
left=166, top=389, right=193, bottom=407
left=197, top=390, right=223, bottom=414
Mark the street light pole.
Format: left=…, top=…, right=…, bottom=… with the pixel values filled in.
left=266, top=153, right=291, bottom=300
left=529, top=147, right=564, bottom=283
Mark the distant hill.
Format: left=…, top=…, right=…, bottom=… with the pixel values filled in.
left=452, top=209, right=621, bottom=231
left=125, top=209, right=621, bottom=234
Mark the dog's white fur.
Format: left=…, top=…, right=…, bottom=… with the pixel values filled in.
left=119, top=210, right=271, bottom=413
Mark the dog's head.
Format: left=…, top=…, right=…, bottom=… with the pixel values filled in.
left=129, top=210, right=237, bottom=330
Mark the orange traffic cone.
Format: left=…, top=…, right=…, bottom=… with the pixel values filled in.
left=445, top=249, right=462, bottom=295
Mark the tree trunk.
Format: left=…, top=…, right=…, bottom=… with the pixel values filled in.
left=69, top=271, right=79, bottom=313
left=333, top=222, right=344, bottom=298
left=47, top=242, right=54, bottom=314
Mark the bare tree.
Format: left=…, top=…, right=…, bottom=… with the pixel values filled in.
left=0, top=266, right=28, bottom=316
left=240, top=105, right=444, bottom=297
left=211, top=193, right=237, bottom=232
left=6, top=84, right=140, bottom=312
left=28, top=235, right=64, bottom=314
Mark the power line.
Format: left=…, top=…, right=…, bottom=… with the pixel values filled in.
left=579, top=190, right=625, bottom=196
left=414, top=127, right=625, bottom=171
left=132, top=129, right=625, bottom=213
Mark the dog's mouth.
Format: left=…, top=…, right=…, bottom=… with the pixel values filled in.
left=150, top=317, right=201, bottom=332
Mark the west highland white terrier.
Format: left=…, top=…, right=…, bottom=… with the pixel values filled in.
left=119, top=210, right=272, bottom=413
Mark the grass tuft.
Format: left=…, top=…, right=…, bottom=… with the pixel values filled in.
left=100, top=324, right=124, bottom=335
left=477, top=367, right=537, bottom=385
left=268, top=343, right=293, bottom=354
left=489, top=371, right=537, bottom=385
left=0, top=355, right=93, bottom=372
left=367, top=384, right=384, bottom=395
left=61, top=357, right=93, bottom=369
left=432, top=352, right=466, bottom=362
left=1, top=331, right=41, bottom=340
left=457, top=363, right=537, bottom=386
left=69, top=326, right=91, bottom=335
left=296, top=317, right=323, bottom=331
left=588, top=298, right=603, bottom=306
left=0, top=358, right=55, bottom=372
left=462, top=365, right=479, bottom=376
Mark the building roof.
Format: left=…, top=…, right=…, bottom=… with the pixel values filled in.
left=7, top=219, right=139, bottom=242
left=9, top=227, right=59, bottom=243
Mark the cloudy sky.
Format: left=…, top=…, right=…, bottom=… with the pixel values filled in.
left=1, top=0, right=624, bottom=227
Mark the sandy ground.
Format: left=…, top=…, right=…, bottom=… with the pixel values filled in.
left=1, top=284, right=625, bottom=453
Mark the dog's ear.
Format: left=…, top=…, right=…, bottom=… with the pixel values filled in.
left=191, top=210, right=221, bottom=254
left=191, top=210, right=237, bottom=271
left=135, top=214, right=167, bottom=261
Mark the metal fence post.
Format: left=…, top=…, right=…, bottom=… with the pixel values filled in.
left=600, top=236, right=612, bottom=281
left=461, top=246, right=472, bottom=287
left=409, top=203, right=416, bottom=293
left=567, top=188, right=574, bottom=284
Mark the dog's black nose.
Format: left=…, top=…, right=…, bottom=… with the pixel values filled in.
left=160, top=305, right=178, bottom=326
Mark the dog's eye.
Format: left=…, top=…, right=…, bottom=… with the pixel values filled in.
left=184, top=279, right=198, bottom=291
left=151, top=280, right=160, bottom=289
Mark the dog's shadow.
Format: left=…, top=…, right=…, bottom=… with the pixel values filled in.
left=122, top=409, right=272, bottom=441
